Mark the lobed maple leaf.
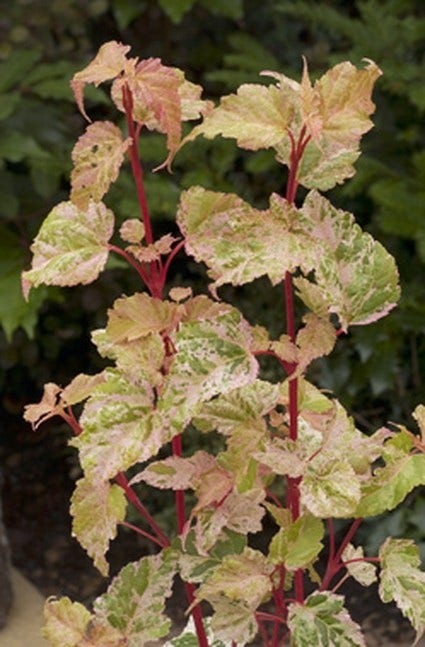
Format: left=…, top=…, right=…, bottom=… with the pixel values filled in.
left=70, top=121, right=131, bottom=209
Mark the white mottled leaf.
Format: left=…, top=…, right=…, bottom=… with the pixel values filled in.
left=132, top=450, right=216, bottom=490
left=94, top=549, right=177, bottom=644
left=159, top=305, right=258, bottom=432
left=43, top=597, right=125, bottom=647
left=70, top=477, right=126, bottom=576
left=193, top=379, right=280, bottom=434
left=23, top=201, right=114, bottom=296
left=43, top=597, right=91, bottom=647
left=196, top=547, right=272, bottom=644
left=70, top=369, right=165, bottom=482
left=177, top=187, right=312, bottom=291
left=294, top=191, right=400, bottom=330
left=71, top=121, right=131, bottom=209
left=342, top=544, right=377, bottom=587
left=301, top=453, right=361, bottom=518
left=288, top=592, right=366, bottom=646
left=379, top=538, right=425, bottom=640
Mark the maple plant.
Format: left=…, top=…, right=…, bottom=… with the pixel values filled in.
left=23, top=41, right=425, bottom=646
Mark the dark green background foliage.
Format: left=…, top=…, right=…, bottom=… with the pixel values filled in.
left=0, top=0, right=424, bottom=547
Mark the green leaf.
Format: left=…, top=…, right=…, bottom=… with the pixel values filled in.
left=355, top=453, right=425, bottom=517
left=199, top=0, right=243, bottom=18
left=287, top=592, right=366, bottom=646
left=379, top=538, right=425, bottom=639
left=177, top=187, right=312, bottom=291
left=158, top=304, right=258, bottom=431
left=269, top=514, right=324, bottom=570
left=0, top=224, right=47, bottom=338
left=158, top=0, right=196, bottom=23
left=22, top=201, right=114, bottom=296
left=111, top=0, right=145, bottom=30
left=294, top=191, right=400, bottom=330
left=342, top=544, right=377, bottom=587
left=0, top=93, right=20, bottom=120
left=0, top=49, right=41, bottom=92
left=70, top=121, right=131, bottom=209
left=70, top=477, right=126, bottom=576
left=70, top=369, right=166, bottom=482
left=93, top=549, right=177, bottom=643
left=301, top=453, right=361, bottom=518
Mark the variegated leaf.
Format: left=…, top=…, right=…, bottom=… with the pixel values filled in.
left=287, top=592, right=366, bottom=646
left=70, top=121, right=131, bottom=209
left=379, top=538, right=425, bottom=640
left=70, top=477, right=126, bottom=576
left=186, top=60, right=381, bottom=190
left=132, top=450, right=216, bottom=490
left=193, top=489, right=265, bottom=555
left=70, top=369, right=165, bottom=482
left=177, top=187, right=312, bottom=291
left=294, top=191, right=400, bottom=330
left=158, top=305, right=258, bottom=432
left=43, top=597, right=92, bottom=647
left=43, top=598, right=125, bottom=647
left=193, top=379, right=280, bottom=434
left=71, top=40, right=131, bottom=120
left=22, top=201, right=114, bottom=296
left=269, top=514, right=324, bottom=570
left=342, top=544, right=377, bottom=587
left=301, top=453, right=361, bottom=518
left=104, top=292, right=182, bottom=342
left=94, top=549, right=177, bottom=644
left=196, top=547, right=272, bottom=643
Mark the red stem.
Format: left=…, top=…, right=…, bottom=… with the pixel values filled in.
left=119, top=520, right=165, bottom=549
left=114, top=472, right=170, bottom=548
left=282, top=128, right=311, bottom=606
left=320, top=518, right=363, bottom=590
left=184, top=582, right=210, bottom=647
left=122, top=84, right=162, bottom=297
left=108, top=243, right=151, bottom=287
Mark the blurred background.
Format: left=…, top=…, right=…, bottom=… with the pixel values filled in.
left=0, top=0, right=424, bottom=608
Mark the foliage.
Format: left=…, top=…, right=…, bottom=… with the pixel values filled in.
left=23, top=40, right=425, bottom=646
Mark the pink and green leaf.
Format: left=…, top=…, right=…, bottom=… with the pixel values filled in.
left=70, top=369, right=165, bottom=482
left=22, top=201, right=114, bottom=297
left=70, top=121, right=131, bottom=209
left=70, top=477, right=127, bottom=576
left=355, top=452, right=425, bottom=517
left=71, top=40, right=132, bottom=120
left=294, top=191, right=400, bottom=330
left=158, top=306, right=258, bottom=431
left=177, top=187, right=312, bottom=291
